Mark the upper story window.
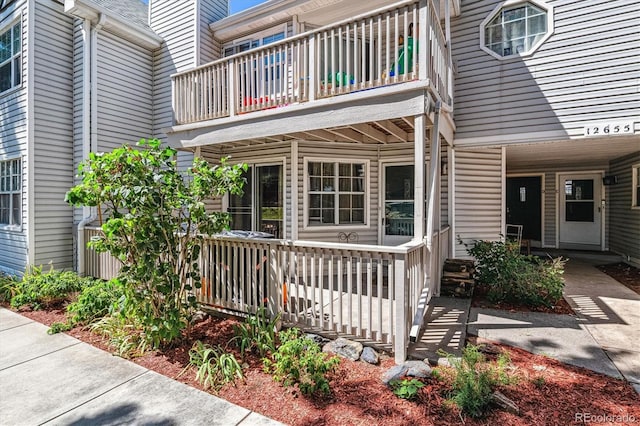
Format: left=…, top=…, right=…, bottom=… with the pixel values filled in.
left=223, top=25, right=286, bottom=57
left=480, top=0, right=553, bottom=59
left=0, top=20, right=21, bottom=94
left=0, top=158, right=21, bottom=227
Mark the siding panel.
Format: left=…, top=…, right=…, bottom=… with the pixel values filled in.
left=608, top=152, right=640, bottom=265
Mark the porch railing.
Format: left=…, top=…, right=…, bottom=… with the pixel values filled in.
left=81, top=227, right=446, bottom=362
left=172, top=0, right=452, bottom=125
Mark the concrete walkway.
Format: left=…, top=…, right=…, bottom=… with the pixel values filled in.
left=467, top=256, right=640, bottom=394
left=0, top=308, right=283, bottom=426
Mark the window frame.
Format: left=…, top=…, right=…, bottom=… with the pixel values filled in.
left=479, top=0, right=553, bottom=60
left=0, top=18, right=22, bottom=96
left=303, top=157, right=369, bottom=229
left=0, top=157, right=22, bottom=230
left=632, top=163, right=640, bottom=210
left=222, top=23, right=288, bottom=57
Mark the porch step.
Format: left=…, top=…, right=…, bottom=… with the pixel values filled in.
left=440, top=259, right=475, bottom=298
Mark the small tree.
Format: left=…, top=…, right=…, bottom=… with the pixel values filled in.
left=66, top=139, right=246, bottom=348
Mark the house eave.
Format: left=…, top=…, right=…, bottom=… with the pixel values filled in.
left=64, top=0, right=162, bottom=50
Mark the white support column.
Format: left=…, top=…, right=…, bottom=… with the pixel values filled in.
left=414, top=114, right=426, bottom=240
left=394, top=254, right=407, bottom=363
left=308, top=33, right=317, bottom=101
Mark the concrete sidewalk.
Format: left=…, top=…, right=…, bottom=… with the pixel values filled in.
left=0, top=308, right=283, bottom=426
left=467, top=256, right=640, bottom=395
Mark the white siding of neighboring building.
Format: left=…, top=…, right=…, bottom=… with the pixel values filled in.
left=608, top=152, right=640, bottom=266
left=72, top=18, right=85, bottom=225
left=96, top=30, right=153, bottom=152
left=32, top=0, right=74, bottom=268
left=451, top=0, right=640, bottom=145
left=198, top=0, right=227, bottom=64
left=0, top=1, right=28, bottom=274
left=453, top=148, right=503, bottom=257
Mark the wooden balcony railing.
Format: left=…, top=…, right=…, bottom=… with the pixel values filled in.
left=172, top=0, right=452, bottom=126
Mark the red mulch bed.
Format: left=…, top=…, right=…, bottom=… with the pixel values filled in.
left=597, top=262, right=640, bottom=295
left=17, top=306, right=640, bottom=426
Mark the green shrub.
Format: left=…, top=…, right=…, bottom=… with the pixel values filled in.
left=436, top=345, right=512, bottom=418
left=186, top=340, right=243, bottom=391
left=466, top=240, right=565, bottom=307
left=89, top=314, right=149, bottom=358
left=264, top=328, right=339, bottom=396
left=389, top=378, right=425, bottom=400
left=48, top=279, right=124, bottom=334
left=0, top=272, right=17, bottom=303
left=233, top=308, right=279, bottom=358
left=11, top=265, right=94, bottom=309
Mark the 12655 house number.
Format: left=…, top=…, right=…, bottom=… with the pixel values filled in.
left=584, top=121, right=634, bottom=137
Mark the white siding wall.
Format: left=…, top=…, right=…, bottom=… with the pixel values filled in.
left=96, top=30, right=153, bottom=152
left=198, top=0, right=227, bottom=64
left=32, top=0, right=74, bottom=268
left=608, top=152, right=640, bottom=265
left=150, top=0, right=197, bottom=139
left=72, top=18, right=85, bottom=224
left=453, top=148, right=503, bottom=257
left=451, top=0, right=640, bottom=144
left=0, top=0, right=28, bottom=274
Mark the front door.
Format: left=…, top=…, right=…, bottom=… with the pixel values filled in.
left=559, top=173, right=602, bottom=248
left=506, top=176, right=542, bottom=241
left=382, top=164, right=414, bottom=245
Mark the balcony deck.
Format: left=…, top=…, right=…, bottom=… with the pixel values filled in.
left=169, top=0, right=453, bottom=147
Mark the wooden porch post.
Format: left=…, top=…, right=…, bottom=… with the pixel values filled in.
left=394, top=253, right=408, bottom=363
left=414, top=113, right=426, bottom=240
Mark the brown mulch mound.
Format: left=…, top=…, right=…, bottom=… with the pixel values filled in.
left=18, top=308, right=639, bottom=426
left=597, top=262, right=640, bottom=295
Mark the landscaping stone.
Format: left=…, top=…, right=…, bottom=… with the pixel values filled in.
left=323, top=338, right=363, bottom=361
left=477, top=342, right=502, bottom=356
left=381, top=361, right=432, bottom=385
left=491, top=390, right=519, bottom=415
left=305, top=333, right=330, bottom=346
left=360, top=347, right=379, bottom=365
left=436, top=357, right=461, bottom=368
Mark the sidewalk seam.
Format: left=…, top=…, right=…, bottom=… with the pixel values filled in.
left=0, top=321, right=36, bottom=332
left=38, top=370, right=151, bottom=426
left=0, top=341, right=83, bottom=372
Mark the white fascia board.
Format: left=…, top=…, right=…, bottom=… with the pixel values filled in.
left=210, top=0, right=300, bottom=34
left=64, top=0, right=162, bottom=50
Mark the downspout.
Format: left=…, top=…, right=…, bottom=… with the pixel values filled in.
left=77, top=14, right=105, bottom=276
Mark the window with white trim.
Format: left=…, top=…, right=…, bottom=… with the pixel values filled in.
left=632, top=164, right=640, bottom=208
left=307, top=161, right=366, bottom=226
left=0, top=20, right=21, bottom=94
left=480, top=1, right=552, bottom=59
left=0, top=158, right=21, bottom=226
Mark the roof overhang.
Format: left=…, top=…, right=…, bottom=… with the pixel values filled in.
left=64, top=0, right=162, bottom=50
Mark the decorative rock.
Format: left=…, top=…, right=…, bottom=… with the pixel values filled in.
left=532, top=364, right=547, bottom=371
left=382, top=360, right=432, bottom=385
left=305, top=333, right=330, bottom=346
left=360, top=347, right=380, bottom=365
left=190, top=311, right=209, bottom=324
left=405, top=360, right=432, bottom=378
left=491, top=391, right=520, bottom=415
left=322, top=337, right=363, bottom=361
left=437, top=357, right=461, bottom=368
left=477, top=343, right=502, bottom=356
left=381, top=365, right=409, bottom=385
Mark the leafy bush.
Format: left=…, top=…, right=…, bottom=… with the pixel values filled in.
left=11, top=265, right=94, bottom=309
left=233, top=308, right=279, bottom=358
left=466, top=240, right=565, bottom=307
left=389, top=378, right=425, bottom=400
left=65, top=139, right=247, bottom=349
left=186, top=341, right=243, bottom=391
left=436, top=345, right=512, bottom=418
left=0, top=272, right=17, bottom=303
left=264, top=328, right=340, bottom=396
left=49, top=279, right=124, bottom=334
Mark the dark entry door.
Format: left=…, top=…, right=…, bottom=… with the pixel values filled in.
left=506, top=176, right=542, bottom=241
